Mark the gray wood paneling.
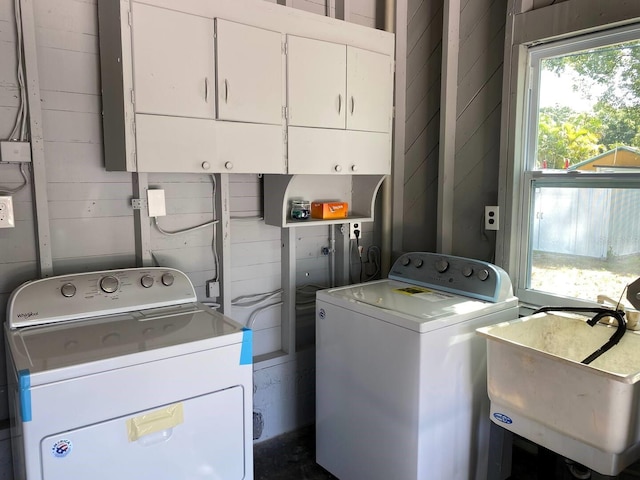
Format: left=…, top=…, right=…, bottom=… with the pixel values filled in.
left=451, top=0, right=506, bottom=258
left=402, top=0, right=442, bottom=253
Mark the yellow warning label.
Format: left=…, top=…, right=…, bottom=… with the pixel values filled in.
left=393, top=286, right=432, bottom=295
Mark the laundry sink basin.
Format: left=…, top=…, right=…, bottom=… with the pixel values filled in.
left=477, top=312, right=640, bottom=475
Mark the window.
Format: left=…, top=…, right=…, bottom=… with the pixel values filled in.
left=510, top=23, right=640, bottom=310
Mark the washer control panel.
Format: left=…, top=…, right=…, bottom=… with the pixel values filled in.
left=389, top=252, right=513, bottom=303
left=7, top=267, right=197, bottom=329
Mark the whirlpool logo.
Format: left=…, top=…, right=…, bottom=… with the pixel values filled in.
left=17, top=311, right=39, bottom=319
left=493, top=412, right=513, bottom=424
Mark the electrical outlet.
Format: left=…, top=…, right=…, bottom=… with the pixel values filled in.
left=485, top=206, right=499, bottom=231
left=0, top=196, right=15, bottom=228
left=349, top=222, right=360, bottom=240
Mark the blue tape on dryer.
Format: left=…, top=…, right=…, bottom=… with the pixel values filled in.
left=240, top=328, right=253, bottom=365
left=18, top=369, right=32, bottom=422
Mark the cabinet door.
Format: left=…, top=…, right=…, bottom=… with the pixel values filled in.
left=215, top=19, right=283, bottom=125
left=288, top=127, right=390, bottom=175
left=346, top=46, right=393, bottom=133
left=135, top=115, right=285, bottom=174
left=131, top=3, right=215, bottom=119
left=287, top=36, right=346, bottom=129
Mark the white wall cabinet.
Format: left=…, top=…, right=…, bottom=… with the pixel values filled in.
left=98, top=0, right=393, bottom=179
left=99, top=2, right=286, bottom=173
left=286, top=36, right=393, bottom=175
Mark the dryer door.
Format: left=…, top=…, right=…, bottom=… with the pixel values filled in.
left=40, top=386, right=246, bottom=479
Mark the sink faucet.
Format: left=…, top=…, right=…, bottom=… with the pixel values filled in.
left=532, top=306, right=627, bottom=365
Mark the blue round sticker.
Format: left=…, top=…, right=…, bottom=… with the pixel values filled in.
left=52, top=439, right=73, bottom=458
left=493, top=412, right=513, bottom=424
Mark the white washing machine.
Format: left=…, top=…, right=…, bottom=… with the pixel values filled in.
left=5, top=267, right=253, bottom=480
left=316, top=252, right=518, bottom=480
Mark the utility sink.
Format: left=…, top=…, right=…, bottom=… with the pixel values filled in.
left=477, top=312, right=640, bottom=475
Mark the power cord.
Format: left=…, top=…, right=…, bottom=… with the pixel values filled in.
left=354, top=228, right=363, bottom=283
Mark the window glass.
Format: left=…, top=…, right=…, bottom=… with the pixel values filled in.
left=519, top=27, right=640, bottom=309
left=528, top=185, right=640, bottom=304
left=534, top=38, right=640, bottom=172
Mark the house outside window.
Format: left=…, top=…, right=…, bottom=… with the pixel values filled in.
left=498, top=6, right=640, bottom=312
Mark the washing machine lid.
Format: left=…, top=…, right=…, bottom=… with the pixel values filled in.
left=6, top=303, right=246, bottom=377
left=317, top=279, right=518, bottom=332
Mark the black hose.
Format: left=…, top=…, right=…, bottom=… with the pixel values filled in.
left=532, top=306, right=627, bottom=365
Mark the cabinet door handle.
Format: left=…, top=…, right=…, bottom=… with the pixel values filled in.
left=224, top=79, right=229, bottom=103
left=351, top=96, right=355, bottom=115
left=338, top=94, right=342, bottom=114
left=205, top=78, right=209, bottom=102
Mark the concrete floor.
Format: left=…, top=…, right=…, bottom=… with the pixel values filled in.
left=254, top=426, right=640, bottom=480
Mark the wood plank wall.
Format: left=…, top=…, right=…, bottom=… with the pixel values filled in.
left=452, top=0, right=507, bottom=262
left=404, top=0, right=442, bottom=253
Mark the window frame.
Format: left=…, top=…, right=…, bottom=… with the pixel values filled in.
left=497, top=1, right=640, bottom=311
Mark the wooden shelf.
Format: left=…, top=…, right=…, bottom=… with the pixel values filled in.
left=263, top=174, right=385, bottom=228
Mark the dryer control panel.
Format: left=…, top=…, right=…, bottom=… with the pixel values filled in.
left=388, top=252, right=513, bottom=303
left=7, top=267, right=197, bottom=329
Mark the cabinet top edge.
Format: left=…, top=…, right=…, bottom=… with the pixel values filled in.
left=127, top=0, right=395, bottom=56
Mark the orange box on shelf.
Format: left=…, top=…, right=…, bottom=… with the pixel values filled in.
left=311, top=201, right=348, bottom=219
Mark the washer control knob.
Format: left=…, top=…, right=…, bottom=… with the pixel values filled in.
left=334, top=164, right=342, bottom=172
left=477, top=269, right=490, bottom=281
left=401, top=257, right=411, bottom=266
left=415, top=259, right=424, bottom=268
left=61, top=283, right=77, bottom=298
left=140, top=275, right=154, bottom=288
left=462, top=266, right=474, bottom=277
left=100, top=275, right=119, bottom=293
left=201, top=161, right=210, bottom=170
left=435, top=259, right=449, bottom=273
left=351, top=165, right=358, bottom=172
left=225, top=161, right=233, bottom=170
left=161, top=272, right=174, bottom=286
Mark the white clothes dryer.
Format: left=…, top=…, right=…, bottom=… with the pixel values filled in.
left=316, top=252, right=518, bottom=480
left=5, top=267, right=253, bottom=480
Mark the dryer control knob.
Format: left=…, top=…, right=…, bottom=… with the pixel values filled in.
left=462, top=266, right=474, bottom=277
left=414, top=259, right=424, bottom=268
left=435, top=259, right=449, bottom=273
left=61, top=283, right=77, bottom=298
left=100, top=275, right=119, bottom=293
left=225, top=161, right=234, bottom=170
left=161, top=272, right=175, bottom=286
left=401, top=257, right=411, bottom=266
left=201, top=161, right=211, bottom=170
left=477, top=269, right=490, bottom=281
left=334, top=164, right=342, bottom=172
left=140, top=275, right=154, bottom=288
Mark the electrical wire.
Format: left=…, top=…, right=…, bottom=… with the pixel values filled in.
left=0, top=162, right=29, bottom=195
left=153, top=216, right=218, bottom=236
left=210, top=175, right=219, bottom=281
left=246, top=302, right=282, bottom=329
left=364, top=245, right=381, bottom=281
left=231, top=289, right=283, bottom=308
left=9, top=0, right=28, bottom=142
